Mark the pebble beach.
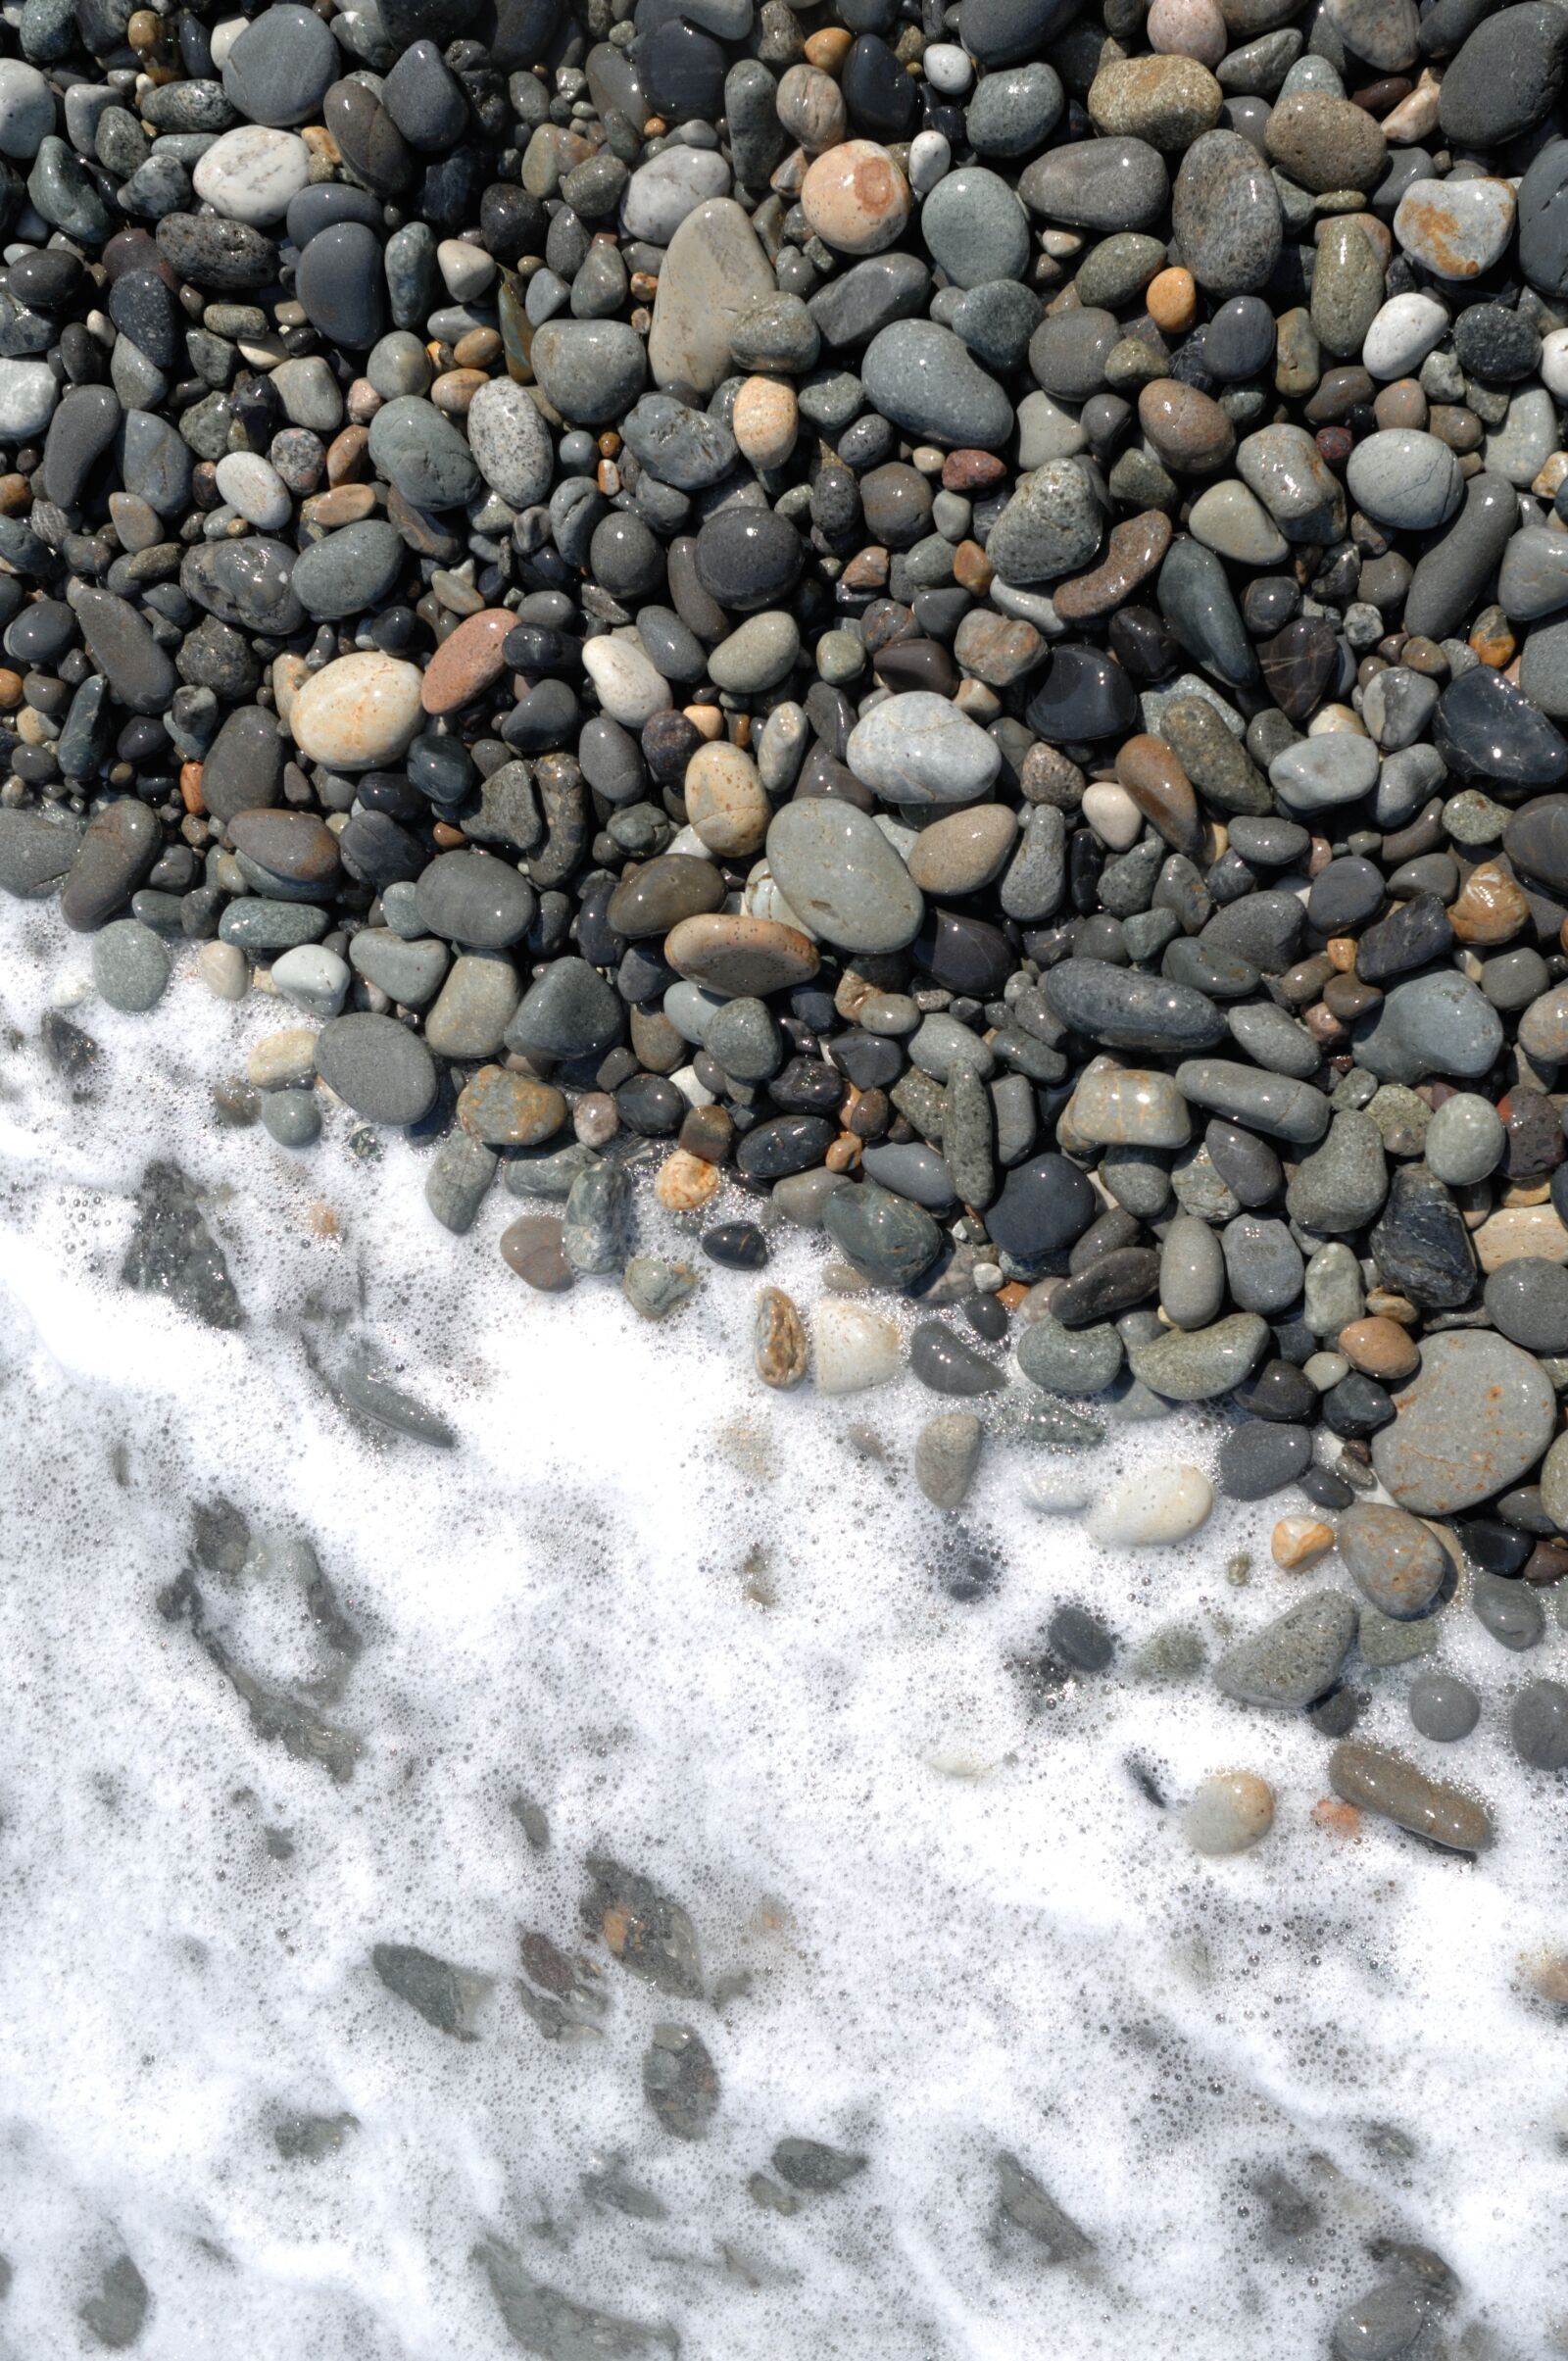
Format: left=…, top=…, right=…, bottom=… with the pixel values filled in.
left=3, top=0, right=1568, bottom=2346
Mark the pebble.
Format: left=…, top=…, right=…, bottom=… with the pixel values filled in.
left=1214, top=1590, right=1359, bottom=1709
left=1371, top=1330, right=1557, bottom=1514
left=812, top=1299, right=901, bottom=1395
left=315, top=1011, right=438, bottom=1125
left=1183, top=1770, right=1275, bottom=1855
left=1085, top=1464, right=1214, bottom=1547
left=1328, top=1739, right=1494, bottom=1850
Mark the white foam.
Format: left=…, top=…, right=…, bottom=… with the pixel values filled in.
left=0, top=895, right=1565, bottom=2357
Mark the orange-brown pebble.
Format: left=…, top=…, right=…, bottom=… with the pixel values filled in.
left=1272, top=1514, right=1336, bottom=1570
left=430, top=820, right=466, bottom=849
left=430, top=368, right=487, bottom=416
left=1522, top=1950, right=1568, bottom=2004
left=179, top=761, right=205, bottom=814
left=1339, top=1314, right=1421, bottom=1381
left=841, top=545, right=891, bottom=591
left=1470, top=606, right=1516, bottom=666
left=1147, top=265, right=1197, bottom=332
left=824, top=1132, right=861, bottom=1171
left=804, top=25, right=853, bottom=68
left=1311, top=1799, right=1363, bottom=1839
left=953, top=538, right=995, bottom=594
left=0, top=472, right=29, bottom=513
left=1326, top=936, right=1358, bottom=971
left=419, top=608, right=514, bottom=715
left=732, top=375, right=799, bottom=469
left=755, top=1286, right=808, bottom=1389
left=303, top=483, right=377, bottom=529
left=655, top=1149, right=721, bottom=1211
left=683, top=739, right=769, bottom=857
left=453, top=326, right=502, bottom=369
left=1449, top=860, right=1529, bottom=944
left=0, top=667, right=23, bottom=711
left=684, top=704, right=723, bottom=740
left=126, top=6, right=161, bottom=45
left=325, top=425, right=369, bottom=484
left=1114, top=732, right=1203, bottom=856
left=305, top=1202, right=339, bottom=1239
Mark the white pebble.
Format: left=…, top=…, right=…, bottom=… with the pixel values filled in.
left=811, top=1301, right=901, bottom=1396
left=908, top=131, right=951, bottom=195
left=192, top=125, right=311, bottom=227
left=436, top=238, right=497, bottom=303
left=1021, top=1469, right=1093, bottom=1515
left=1543, top=327, right=1568, bottom=403
left=921, top=42, right=972, bottom=93
left=1084, top=1463, right=1215, bottom=1547
left=213, top=451, right=291, bottom=531
left=1361, top=291, right=1448, bottom=381
left=581, top=634, right=672, bottom=728
left=1081, top=780, right=1143, bottom=851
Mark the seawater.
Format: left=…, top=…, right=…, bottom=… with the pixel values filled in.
left=0, top=894, right=1563, bottom=2359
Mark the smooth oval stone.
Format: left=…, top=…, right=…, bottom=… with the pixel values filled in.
left=1345, top=428, right=1461, bottom=530
left=296, top=221, right=388, bottom=350
left=1336, top=1501, right=1447, bottom=1618
left=920, top=167, right=1032, bottom=288
left=847, top=692, right=1002, bottom=804
left=987, top=1151, right=1097, bottom=1259
left=987, top=459, right=1104, bottom=586
left=292, top=519, right=406, bottom=619
left=1328, top=1739, right=1493, bottom=1850
left=1020, top=136, right=1170, bottom=231
left=1371, top=1330, right=1556, bottom=1515
left=1350, top=968, right=1503, bottom=1083
left=92, top=916, right=170, bottom=1010
left=1510, top=1679, right=1568, bottom=1769
left=1017, top=1312, right=1125, bottom=1397
left=1172, top=129, right=1283, bottom=293
left=1438, top=0, right=1568, bottom=146
left=315, top=1010, right=438, bottom=1124
left=368, top=394, right=481, bottom=508
left=1046, top=958, right=1228, bottom=1051
left=860, top=320, right=1014, bottom=449
left=222, top=1, right=338, bottom=127
left=1439, top=667, right=1568, bottom=794
left=289, top=652, right=423, bottom=770
left=416, top=851, right=535, bottom=948
left=192, top=123, right=310, bottom=224
left=1025, top=645, right=1138, bottom=742
left=664, top=913, right=819, bottom=995
left=1484, top=1257, right=1568, bottom=1353
left=765, top=800, right=923, bottom=954
left=1409, top=1669, right=1481, bottom=1744
left=1518, top=134, right=1568, bottom=298
left=648, top=196, right=775, bottom=396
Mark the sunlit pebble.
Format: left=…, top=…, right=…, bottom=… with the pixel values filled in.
left=1271, top=1514, right=1336, bottom=1570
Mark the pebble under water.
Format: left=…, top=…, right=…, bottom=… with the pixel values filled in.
left=3, top=898, right=1568, bottom=2358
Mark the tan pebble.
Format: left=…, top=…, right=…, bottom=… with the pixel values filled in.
left=1338, top=1313, right=1420, bottom=1380
left=1137, top=377, right=1235, bottom=472
left=683, top=739, right=770, bottom=858
left=1311, top=1798, right=1363, bottom=1839
left=325, top=424, right=369, bottom=484
left=775, top=61, right=847, bottom=152
left=804, top=25, right=852, bottom=69
left=270, top=652, right=310, bottom=723
left=1475, top=1204, right=1568, bottom=1270
left=574, top=1091, right=617, bottom=1148
left=1448, top=860, right=1528, bottom=945
left=1146, top=264, right=1197, bottom=332
left=178, top=760, right=205, bottom=814
left=800, top=138, right=910, bottom=255
left=665, top=913, right=819, bottom=997
left=303, top=483, right=377, bottom=529
left=248, top=1026, right=318, bottom=1088
left=732, top=374, right=799, bottom=469
left=305, top=1202, right=339, bottom=1238
left=655, top=1148, right=720, bottom=1211
left=1522, top=1949, right=1568, bottom=2005
left=430, top=367, right=487, bottom=416
left=684, top=703, right=723, bottom=740
left=345, top=376, right=380, bottom=424
left=755, top=1285, right=808, bottom=1389
left=1272, top=1514, right=1336, bottom=1570
left=196, top=940, right=247, bottom=1001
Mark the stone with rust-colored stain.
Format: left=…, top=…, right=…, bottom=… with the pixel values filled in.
left=1448, top=860, right=1529, bottom=944
left=942, top=448, right=1006, bottom=494
left=1328, top=1739, right=1493, bottom=1850
left=1393, top=174, right=1516, bottom=280
left=1087, top=54, right=1223, bottom=148
left=665, top=912, right=820, bottom=997
left=801, top=138, right=910, bottom=255
left=1114, top=733, right=1204, bottom=856
left=755, top=1284, right=808, bottom=1388
left=1137, top=377, right=1234, bottom=473
left=458, top=1064, right=567, bottom=1147
left=500, top=1214, right=575, bottom=1291
left=1335, top=1500, right=1447, bottom=1618
left=1370, top=1327, right=1556, bottom=1512
left=1053, top=510, right=1173, bottom=621
left=419, top=609, right=513, bottom=714
left=655, top=1148, right=721, bottom=1210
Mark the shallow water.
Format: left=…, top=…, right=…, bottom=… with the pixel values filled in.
left=0, top=895, right=1564, bottom=2360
